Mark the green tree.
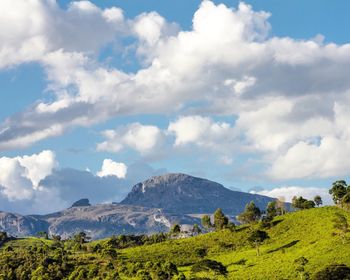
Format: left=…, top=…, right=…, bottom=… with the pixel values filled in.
left=332, top=213, right=350, bottom=244
left=192, top=224, right=201, bottom=235
left=247, top=230, right=269, bottom=256
left=213, top=208, right=229, bottom=230
left=201, top=215, right=213, bottom=231
left=37, top=231, right=48, bottom=239
left=266, top=201, right=277, bottom=219
left=313, top=264, right=350, bottom=280
left=170, top=224, right=181, bottom=236
left=314, top=195, right=322, bottom=207
left=237, top=201, right=261, bottom=224
left=292, top=196, right=315, bottom=210
left=73, top=232, right=90, bottom=244
left=329, top=180, right=348, bottom=205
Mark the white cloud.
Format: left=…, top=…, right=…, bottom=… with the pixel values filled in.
left=0, top=0, right=126, bottom=69
left=97, top=123, right=164, bottom=155
left=251, top=186, right=333, bottom=205
left=168, top=115, right=235, bottom=148
left=97, top=159, right=128, bottom=179
left=0, top=150, right=57, bottom=201
left=1, top=1, right=350, bottom=181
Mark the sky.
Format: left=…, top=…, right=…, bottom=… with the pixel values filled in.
left=1, top=0, right=350, bottom=214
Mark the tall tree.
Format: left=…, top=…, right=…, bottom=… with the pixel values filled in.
left=213, top=208, right=229, bottom=230
left=314, top=195, right=323, bottom=207
left=237, top=201, right=261, bottom=224
left=329, top=180, right=348, bottom=205
left=201, top=215, right=213, bottom=231
left=266, top=201, right=277, bottom=219
left=247, top=230, right=269, bottom=256
left=170, top=224, right=181, bottom=236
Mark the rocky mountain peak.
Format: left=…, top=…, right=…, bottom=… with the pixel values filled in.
left=70, top=198, right=91, bottom=207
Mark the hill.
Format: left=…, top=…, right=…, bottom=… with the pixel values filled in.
left=1, top=206, right=349, bottom=279
left=121, top=173, right=273, bottom=215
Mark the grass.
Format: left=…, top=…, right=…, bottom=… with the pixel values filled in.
left=1, top=206, right=350, bottom=279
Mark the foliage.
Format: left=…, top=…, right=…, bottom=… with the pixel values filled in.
left=247, top=229, right=269, bottom=256
left=237, top=201, right=261, bottom=224
left=314, top=195, right=323, bottom=207
left=1, top=206, right=350, bottom=279
left=329, top=180, right=348, bottom=204
left=201, top=215, right=213, bottom=231
left=213, top=208, right=229, bottom=230
left=313, top=264, right=350, bottom=280
left=191, top=259, right=227, bottom=275
left=292, top=196, right=315, bottom=210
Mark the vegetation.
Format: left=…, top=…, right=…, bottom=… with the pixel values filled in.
left=292, top=196, right=315, bottom=210
left=1, top=180, right=350, bottom=279
left=1, top=206, right=349, bottom=279
left=237, top=201, right=261, bottom=224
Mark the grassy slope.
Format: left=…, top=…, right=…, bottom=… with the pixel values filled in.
left=120, top=206, right=350, bottom=279
left=1, top=206, right=350, bottom=279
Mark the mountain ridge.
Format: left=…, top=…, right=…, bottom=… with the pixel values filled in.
left=0, top=173, right=276, bottom=239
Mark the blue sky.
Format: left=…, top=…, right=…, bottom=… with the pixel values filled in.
left=1, top=0, right=350, bottom=213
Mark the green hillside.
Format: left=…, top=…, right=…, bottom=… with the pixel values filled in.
left=1, top=206, right=350, bottom=279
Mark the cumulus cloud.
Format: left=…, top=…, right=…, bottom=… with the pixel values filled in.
left=168, top=115, right=236, bottom=149
left=97, top=123, right=164, bottom=155
left=97, top=159, right=127, bottom=179
left=0, top=152, right=167, bottom=214
left=251, top=186, right=333, bottom=205
left=1, top=1, right=350, bottom=181
left=0, top=150, right=57, bottom=201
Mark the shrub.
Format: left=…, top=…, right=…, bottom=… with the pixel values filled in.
left=191, top=259, right=227, bottom=275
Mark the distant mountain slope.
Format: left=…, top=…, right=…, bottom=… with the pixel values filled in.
left=0, top=173, right=278, bottom=239
left=121, top=173, right=273, bottom=215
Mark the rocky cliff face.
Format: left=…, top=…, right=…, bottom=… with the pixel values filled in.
left=121, top=173, right=273, bottom=215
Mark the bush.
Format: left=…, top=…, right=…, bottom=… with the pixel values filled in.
left=313, top=264, right=350, bottom=280
left=191, top=259, right=227, bottom=275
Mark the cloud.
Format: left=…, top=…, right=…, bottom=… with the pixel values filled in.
left=1, top=1, right=350, bottom=181
left=251, top=186, right=333, bottom=205
left=97, top=159, right=127, bottom=179
left=168, top=115, right=235, bottom=148
left=0, top=150, right=57, bottom=201
left=97, top=123, right=164, bottom=155
left=0, top=0, right=125, bottom=68
left=0, top=152, right=167, bottom=214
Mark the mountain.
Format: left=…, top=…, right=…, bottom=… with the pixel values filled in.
left=0, top=173, right=276, bottom=239
left=121, top=173, right=273, bottom=215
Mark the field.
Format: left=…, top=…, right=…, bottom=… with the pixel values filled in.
left=1, top=206, right=350, bottom=279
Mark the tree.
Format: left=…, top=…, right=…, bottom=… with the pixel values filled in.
left=329, top=180, right=348, bottom=205
left=237, top=201, right=261, bottom=224
left=201, top=215, right=213, bottom=231
left=170, top=224, right=181, bottom=236
left=37, top=231, right=48, bottom=239
left=266, top=201, right=277, bottom=219
left=213, top=208, right=229, bottom=230
left=332, top=213, right=350, bottom=244
left=314, top=195, right=323, bottom=207
left=73, top=232, right=90, bottom=244
left=313, top=264, right=350, bottom=280
left=192, top=224, right=201, bottom=235
left=247, top=230, right=269, bottom=256
left=292, top=196, right=315, bottom=210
